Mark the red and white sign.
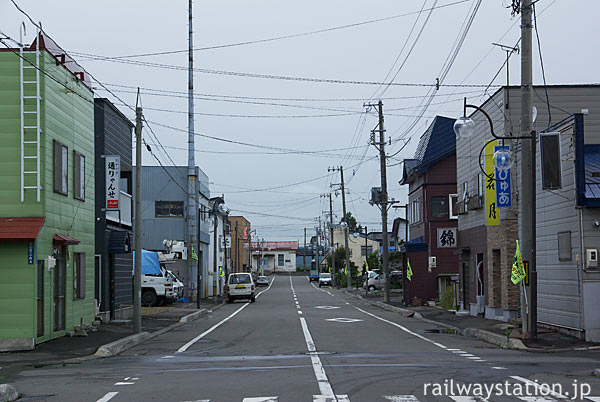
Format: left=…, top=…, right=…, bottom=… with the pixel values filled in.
left=105, top=155, right=120, bottom=210
left=244, top=225, right=249, bottom=240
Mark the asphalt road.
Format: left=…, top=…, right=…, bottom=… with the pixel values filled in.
left=9, top=274, right=600, bottom=402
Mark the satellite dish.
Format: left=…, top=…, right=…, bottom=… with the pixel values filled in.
left=532, top=106, right=538, bottom=123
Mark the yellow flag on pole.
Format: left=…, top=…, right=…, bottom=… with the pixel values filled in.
left=365, top=260, right=370, bottom=273
left=407, top=258, right=413, bottom=281
left=511, top=240, right=526, bottom=285
left=219, top=266, right=224, bottom=277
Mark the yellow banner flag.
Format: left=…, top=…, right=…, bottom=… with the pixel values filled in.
left=219, top=266, right=224, bottom=277
left=511, top=240, right=526, bottom=285
left=365, top=260, right=370, bottom=273
left=485, top=140, right=500, bottom=226
left=407, top=258, right=413, bottom=281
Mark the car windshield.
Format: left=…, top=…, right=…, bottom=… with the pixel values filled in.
left=229, top=274, right=252, bottom=284
left=258, top=276, right=267, bottom=280
left=320, top=273, right=331, bottom=278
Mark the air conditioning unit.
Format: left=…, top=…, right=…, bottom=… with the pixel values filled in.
left=428, top=256, right=437, bottom=270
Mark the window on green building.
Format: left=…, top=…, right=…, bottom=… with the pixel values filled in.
left=54, top=140, right=68, bottom=195
left=74, top=151, right=85, bottom=201
left=73, top=252, right=86, bottom=300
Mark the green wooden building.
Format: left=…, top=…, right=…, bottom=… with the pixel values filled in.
left=0, top=33, right=96, bottom=351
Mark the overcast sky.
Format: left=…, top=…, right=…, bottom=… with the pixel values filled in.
left=2, top=0, right=599, bottom=242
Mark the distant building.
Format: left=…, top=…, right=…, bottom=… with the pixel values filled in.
left=228, top=216, right=251, bottom=272
left=252, top=241, right=298, bottom=272
left=332, top=227, right=381, bottom=272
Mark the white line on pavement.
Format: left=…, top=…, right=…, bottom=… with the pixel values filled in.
left=242, top=397, right=279, bottom=402
left=298, top=311, right=303, bottom=314
left=491, top=366, right=507, bottom=370
left=383, top=396, right=421, bottom=402
left=96, top=392, right=119, bottom=402
left=510, top=376, right=569, bottom=399
left=300, top=317, right=336, bottom=398
left=356, top=307, right=448, bottom=350
left=177, top=277, right=276, bottom=353
left=114, top=382, right=135, bottom=385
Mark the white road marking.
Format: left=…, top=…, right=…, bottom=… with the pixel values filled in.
left=466, top=356, right=482, bottom=359
left=491, top=366, right=506, bottom=370
left=585, top=398, right=600, bottom=402
left=177, top=277, right=276, bottom=353
left=242, top=397, right=279, bottom=402
left=345, top=302, right=350, bottom=305
left=451, top=350, right=466, bottom=353
left=162, top=355, right=174, bottom=359
left=297, top=305, right=301, bottom=309
left=384, top=395, right=421, bottom=401
left=96, top=392, right=119, bottom=402
left=511, top=376, right=568, bottom=399
left=356, top=307, right=448, bottom=350
left=124, top=377, right=130, bottom=380
left=432, top=342, right=447, bottom=349
left=298, top=311, right=303, bottom=315
left=461, top=354, right=475, bottom=357
left=131, top=377, right=139, bottom=380
left=447, top=348, right=461, bottom=351
left=518, top=397, right=562, bottom=402
left=315, top=306, right=341, bottom=310
left=325, top=318, right=364, bottom=323
left=300, top=317, right=335, bottom=398
left=313, top=395, right=349, bottom=401
left=114, top=382, right=135, bottom=385
left=449, top=397, right=487, bottom=401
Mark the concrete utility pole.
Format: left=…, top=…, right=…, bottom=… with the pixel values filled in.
left=316, top=218, right=321, bottom=272
left=377, top=100, right=391, bottom=304
left=303, top=228, right=307, bottom=271
left=235, top=221, right=238, bottom=273
left=187, top=0, right=198, bottom=303
left=133, top=105, right=143, bottom=333
left=328, top=193, right=336, bottom=286
left=519, top=0, right=536, bottom=338
left=213, top=204, right=218, bottom=303
left=329, top=166, right=351, bottom=290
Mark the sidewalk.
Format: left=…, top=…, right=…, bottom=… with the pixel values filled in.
left=0, top=299, right=223, bottom=368
left=342, top=287, right=600, bottom=352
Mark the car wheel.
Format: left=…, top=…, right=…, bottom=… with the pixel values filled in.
left=250, top=296, right=256, bottom=303
left=368, top=285, right=376, bottom=292
left=142, top=290, right=158, bottom=307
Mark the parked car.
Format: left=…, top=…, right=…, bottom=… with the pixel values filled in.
left=226, top=272, right=256, bottom=303
left=363, top=270, right=402, bottom=291
left=318, top=272, right=332, bottom=287
left=309, top=270, right=319, bottom=282
left=256, top=275, right=269, bottom=287
left=166, top=270, right=184, bottom=298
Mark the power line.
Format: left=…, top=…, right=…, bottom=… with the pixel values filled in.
left=69, top=0, right=471, bottom=60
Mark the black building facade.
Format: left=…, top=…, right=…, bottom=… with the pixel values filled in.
left=94, top=98, right=134, bottom=321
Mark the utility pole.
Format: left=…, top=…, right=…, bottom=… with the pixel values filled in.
left=187, top=0, right=198, bottom=304
left=329, top=166, right=351, bottom=290
left=235, top=221, right=239, bottom=273
left=303, top=228, right=307, bottom=272
left=519, top=0, right=536, bottom=339
left=133, top=104, right=143, bottom=334
left=213, top=204, right=218, bottom=303
left=329, top=193, right=336, bottom=286
left=316, top=218, right=321, bottom=272
left=366, top=100, right=391, bottom=303
left=261, top=238, right=265, bottom=276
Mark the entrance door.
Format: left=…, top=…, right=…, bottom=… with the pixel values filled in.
left=53, top=246, right=66, bottom=331
left=37, top=259, right=44, bottom=337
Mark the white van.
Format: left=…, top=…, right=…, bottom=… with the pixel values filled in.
left=226, top=273, right=256, bottom=303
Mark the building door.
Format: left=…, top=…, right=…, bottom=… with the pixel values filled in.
left=37, top=259, right=44, bottom=337
left=53, top=246, right=66, bottom=331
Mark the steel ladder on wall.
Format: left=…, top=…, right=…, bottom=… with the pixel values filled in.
left=20, top=28, right=41, bottom=203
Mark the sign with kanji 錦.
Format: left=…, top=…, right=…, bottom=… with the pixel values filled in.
left=437, top=228, right=457, bottom=248
left=494, top=145, right=512, bottom=207
left=485, top=140, right=500, bottom=226
left=105, top=155, right=120, bottom=210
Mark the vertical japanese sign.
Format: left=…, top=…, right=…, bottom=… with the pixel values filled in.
left=243, top=225, right=249, bottom=240
left=485, top=140, right=500, bottom=226
left=105, top=155, right=120, bottom=210
left=27, top=241, right=34, bottom=264
left=494, top=145, right=512, bottom=207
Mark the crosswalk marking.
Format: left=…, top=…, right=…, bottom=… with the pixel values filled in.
left=242, top=397, right=278, bottom=402
left=383, top=395, right=421, bottom=401
left=96, top=392, right=119, bottom=402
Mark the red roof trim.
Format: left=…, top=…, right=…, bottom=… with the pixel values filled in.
left=53, top=234, right=80, bottom=246
left=0, top=217, right=45, bottom=240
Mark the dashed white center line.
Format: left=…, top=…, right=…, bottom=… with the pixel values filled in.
left=96, top=392, right=119, bottom=402
left=298, top=311, right=303, bottom=315
left=114, top=382, right=135, bottom=386
left=491, top=366, right=507, bottom=370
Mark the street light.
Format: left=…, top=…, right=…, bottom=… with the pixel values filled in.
left=453, top=116, right=475, bottom=139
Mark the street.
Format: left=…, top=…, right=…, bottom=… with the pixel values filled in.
left=8, top=274, right=600, bottom=402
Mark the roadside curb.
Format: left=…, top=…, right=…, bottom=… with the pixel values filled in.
left=344, top=290, right=529, bottom=351
left=0, top=384, right=19, bottom=402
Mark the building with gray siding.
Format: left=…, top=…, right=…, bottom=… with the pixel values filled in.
left=136, top=166, right=210, bottom=299
left=456, top=85, right=600, bottom=326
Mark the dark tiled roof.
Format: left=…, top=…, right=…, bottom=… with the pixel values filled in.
left=413, top=116, right=456, bottom=172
